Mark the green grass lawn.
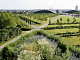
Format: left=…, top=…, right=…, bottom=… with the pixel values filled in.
left=18, top=13, right=57, bottom=24
left=60, top=36, right=80, bottom=45
left=47, top=24, right=79, bottom=28
left=45, top=28, right=79, bottom=34
left=44, top=15, right=80, bottom=45
left=44, top=29, right=80, bottom=45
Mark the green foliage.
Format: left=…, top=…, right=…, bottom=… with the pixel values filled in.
left=0, top=27, right=21, bottom=43
left=26, top=13, right=56, bottom=21
left=0, top=47, right=17, bottom=60
left=0, top=12, right=80, bottom=60
left=67, top=18, right=70, bottom=23
left=0, top=12, right=28, bottom=29
left=0, top=12, right=28, bottom=43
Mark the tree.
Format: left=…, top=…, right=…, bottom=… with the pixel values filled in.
left=1, top=47, right=17, bottom=60
left=49, top=19, right=51, bottom=25
left=67, top=18, right=70, bottom=23
left=60, top=18, right=63, bottom=24
left=60, top=18, right=62, bottom=22
left=72, top=17, right=76, bottom=23
left=57, top=19, right=60, bottom=24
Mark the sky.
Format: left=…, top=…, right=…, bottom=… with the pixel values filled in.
left=0, top=0, right=80, bottom=10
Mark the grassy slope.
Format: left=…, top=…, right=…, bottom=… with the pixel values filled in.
left=44, top=15, right=80, bottom=45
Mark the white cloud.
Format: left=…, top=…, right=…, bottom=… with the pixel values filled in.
left=0, top=0, right=80, bottom=10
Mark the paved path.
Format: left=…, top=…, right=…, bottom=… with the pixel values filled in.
left=0, top=30, right=32, bottom=50
left=0, top=15, right=59, bottom=50
left=0, top=22, right=49, bottom=50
